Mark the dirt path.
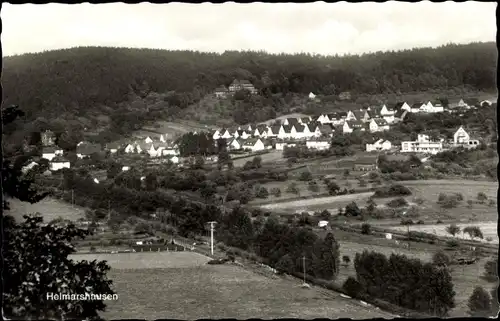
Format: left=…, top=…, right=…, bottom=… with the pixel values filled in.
left=260, top=192, right=373, bottom=210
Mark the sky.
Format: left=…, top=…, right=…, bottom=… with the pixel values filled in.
left=1, top=1, right=497, bottom=57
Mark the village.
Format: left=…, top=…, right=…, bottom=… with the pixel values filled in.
left=36, top=82, right=491, bottom=173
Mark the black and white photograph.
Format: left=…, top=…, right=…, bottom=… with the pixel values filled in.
left=1, top=1, right=498, bottom=320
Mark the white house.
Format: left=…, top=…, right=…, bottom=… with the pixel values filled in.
left=160, top=134, right=167, bottom=143
left=220, top=129, right=233, bottom=139
left=50, top=157, right=71, bottom=171
left=229, top=138, right=243, bottom=150
left=480, top=100, right=492, bottom=107
left=401, top=134, right=443, bottom=154
left=346, top=110, right=357, bottom=121
left=124, top=143, right=136, bottom=154
left=212, top=129, right=221, bottom=140
left=343, top=120, right=364, bottom=134
left=282, top=118, right=300, bottom=127
left=449, top=98, right=467, bottom=109
left=308, top=123, right=322, bottom=137
left=169, top=156, right=180, bottom=164
left=306, top=139, right=331, bottom=150
left=369, top=118, right=390, bottom=133
left=309, top=92, right=316, bottom=99
left=411, top=102, right=425, bottom=113
left=421, top=101, right=444, bottom=113
left=235, top=130, right=251, bottom=140
left=280, top=125, right=293, bottom=140
left=291, top=124, right=311, bottom=139
left=242, top=138, right=265, bottom=152
left=454, top=126, right=470, bottom=144
left=267, top=125, right=281, bottom=138
left=144, top=136, right=154, bottom=144
left=122, top=166, right=130, bottom=171
left=366, top=139, right=392, bottom=152
left=42, top=146, right=63, bottom=161
left=394, top=102, right=411, bottom=112
left=380, top=104, right=395, bottom=116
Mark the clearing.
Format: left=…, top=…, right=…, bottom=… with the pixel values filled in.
left=6, top=197, right=86, bottom=222
left=231, top=150, right=284, bottom=168
left=71, top=251, right=392, bottom=319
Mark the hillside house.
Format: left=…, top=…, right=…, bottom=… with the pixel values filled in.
left=253, top=125, right=269, bottom=138
left=422, top=101, right=444, bottom=113
left=242, top=138, right=265, bottom=152
left=22, top=161, right=39, bottom=174
left=453, top=126, right=470, bottom=144
left=343, top=120, right=365, bottom=134
left=50, top=156, right=71, bottom=171
left=124, top=143, right=136, bottom=153
left=464, top=98, right=480, bottom=108
left=267, top=125, right=281, bottom=138
left=161, top=144, right=180, bottom=156
left=448, top=98, right=467, bottom=109
left=306, top=138, right=331, bottom=150
left=291, top=124, right=311, bottom=139
left=411, top=102, right=425, bottom=113
left=299, top=117, right=312, bottom=124
left=219, top=129, right=233, bottom=139
left=143, top=136, right=153, bottom=144
left=236, top=130, right=251, bottom=140
left=212, top=129, right=221, bottom=140
left=401, top=134, right=443, bottom=154
left=380, top=104, right=395, bottom=116
left=76, top=143, right=102, bottom=159
left=228, top=79, right=257, bottom=94
left=366, top=139, right=392, bottom=152
left=229, top=138, right=244, bottom=150
left=215, top=86, right=229, bottom=99
left=480, top=100, right=492, bottom=107
left=309, top=92, right=316, bottom=99
left=346, top=110, right=357, bottom=121
left=307, top=123, right=322, bottom=137
left=393, top=109, right=408, bottom=123
left=42, top=146, right=63, bottom=161
left=280, top=125, right=293, bottom=140
left=394, top=102, right=411, bottom=112
left=282, top=117, right=300, bottom=127
left=244, top=124, right=254, bottom=132
left=369, top=118, right=390, bottom=133
left=106, top=142, right=121, bottom=154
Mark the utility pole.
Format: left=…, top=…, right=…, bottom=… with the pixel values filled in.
left=302, top=256, right=306, bottom=284
left=207, top=221, right=217, bottom=256
left=71, top=189, right=74, bottom=208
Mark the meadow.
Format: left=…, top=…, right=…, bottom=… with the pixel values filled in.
left=6, top=197, right=86, bottom=222
left=70, top=251, right=393, bottom=319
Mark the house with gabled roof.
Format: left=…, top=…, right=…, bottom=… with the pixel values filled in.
left=219, top=128, right=233, bottom=139
left=267, top=125, right=282, bottom=138
left=380, top=104, right=395, bottom=116
left=228, top=138, right=244, bottom=150
left=464, top=98, right=480, bottom=108
left=307, top=123, right=322, bottom=138
left=290, top=124, right=310, bottom=139
left=124, top=143, right=136, bottom=154
left=212, top=129, right=221, bottom=140
left=411, top=102, right=425, bottom=113
left=366, top=139, right=392, bottom=152
left=394, top=102, right=411, bottom=112
left=42, top=146, right=64, bottom=161
left=299, top=117, right=312, bottom=124
left=448, top=98, right=467, bottom=109
left=420, top=101, right=444, bottom=113
left=279, top=125, right=293, bottom=140
left=235, top=130, right=251, bottom=140
left=369, top=118, right=390, bottom=133
left=275, top=140, right=297, bottom=151
left=253, top=125, right=268, bottom=138
left=282, top=117, right=300, bottom=127
left=242, top=138, right=265, bottom=152
left=342, top=120, right=365, bottom=134
left=393, top=109, right=408, bottom=123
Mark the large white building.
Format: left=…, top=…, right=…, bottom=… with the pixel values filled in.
left=401, top=134, right=443, bottom=154
left=366, top=139, right=392, bottom=152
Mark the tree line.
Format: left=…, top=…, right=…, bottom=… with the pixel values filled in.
left=2, top=42, right=496, bottom=135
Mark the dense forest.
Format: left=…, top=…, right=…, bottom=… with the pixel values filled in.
left=2, top=42, right=496, bottom=143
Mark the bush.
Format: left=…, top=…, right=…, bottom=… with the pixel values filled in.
left=386, top=197, right=409, bottom=208
left=446, top=239, right=459, bottom=248
left=400, top=218, right=414, bottom=225
left=477, top=192, right=488, bottom=203
left=299, top=171, right=313, bottom=181
left=361, top=223, right=371, bottom=235
left=342, top=255, right=351, bottom=266
left=468, top=286, right=492, bottom=317
left=308, top=180, right=320, bottom=193
left=256, top=187, right=269, bottom=199
left=286, top=183, right=300, bottom=195
left=416, top=220, right=425, bottom=225
left=343, top=276, right=365, bottom=299
left=432, top=251, right=451, bottom=266
left=270, top=187, right=281, bottom=197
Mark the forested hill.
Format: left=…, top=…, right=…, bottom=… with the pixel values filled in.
left=2, top=42, right=497, bottom=141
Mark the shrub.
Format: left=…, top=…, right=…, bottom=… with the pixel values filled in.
left=467, top=200, right=473, bottom=208
left=477, top=192, right=488, bottom=203
left=386, top=197, right=409, bottom=208
left=432, top=251, right=451, bottom=266
left=342, top=255, right=351, bottom=266
left=345, top=202, right=361, bottom=217
left=446, top=239, right=459, bottom=248
left=361, top=223, right=371, bottom=235
left=373, top=184, right=412, bottom=198
left=417, top=220, right=425, bottom=225
left=270, top=187, right=281, bottom=197
left=286, top=183, right=300, bottom=195
left=468, top=286, right=492, bottom=317
left=400, top=218, right=414, bottom=225
left=488, top=199, right=495, bottom=207
left=276, top=254, right=295, bottom=274
left=343, top=276, right=365, bottom=299
left=455, top=193, right=464, bottom=201
left=308, top=180, right=320, bottom=193
left=299, top=171, right=313, bottom=181
left=256, top=187, right=269, bottom=199
left=414, top=197, right=425, bottom=205
left=445, top=223, right=461, bottom=237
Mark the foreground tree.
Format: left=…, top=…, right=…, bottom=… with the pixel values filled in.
left=2, top=105, right=115, bottom=320
left=445, top=223, right=461, bottom=237
left=468, top=286, right=492, bottom=317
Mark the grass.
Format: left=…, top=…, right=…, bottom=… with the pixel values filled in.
left=231, top=150, right=285, bottom=168
left=6, top=197, right=86, bottom=222
left=75, top=251, right=392, bottom=319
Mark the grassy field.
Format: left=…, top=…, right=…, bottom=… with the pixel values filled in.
left=330, top=236, right=496, bottom=317
left=231, top=150, right=285, bottom=168
left=257, top=113, right=310, bottom=126
left=71, top=251, right=392, bottom=319
left=6, top=197, right=86, bottom=222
